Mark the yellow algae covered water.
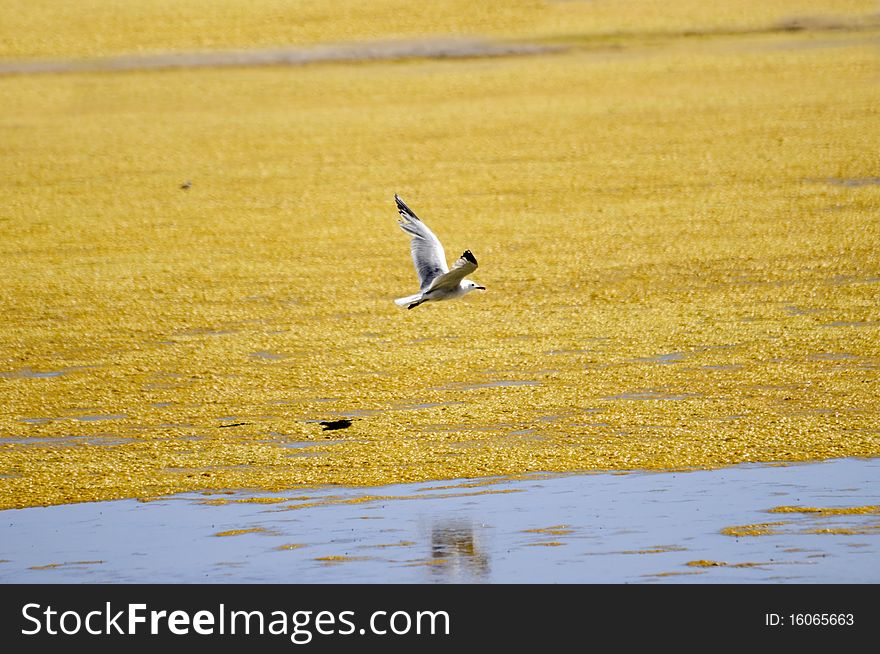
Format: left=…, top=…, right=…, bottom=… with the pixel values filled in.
left=1, top=3, right=879, bottom=510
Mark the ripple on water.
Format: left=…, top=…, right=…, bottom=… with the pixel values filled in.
left=0, top=367, right=66, bottom=379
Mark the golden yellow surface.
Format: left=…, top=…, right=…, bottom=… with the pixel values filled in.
left=769, top=505, right=879, bottom=515
left=685, top=560, right=770, bottom=567
left=722, top=504, right=880, bottom=536
left=315, top=555, right=370, bottom=563
left=213, top=527, right=272, bottom=537
left=1, top=4, right=879, bottom=510
left=721, top=523, right=788, bottom=537
left=524, top=526, right=574, bottom=536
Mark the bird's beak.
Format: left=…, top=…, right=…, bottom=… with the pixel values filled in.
left=476, top=286, right=486, bottom=290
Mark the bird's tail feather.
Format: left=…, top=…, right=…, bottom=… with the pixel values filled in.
left=394, top=293, right=422, bottom=307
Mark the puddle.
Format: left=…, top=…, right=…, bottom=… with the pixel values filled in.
left=822, top=321, right=880, bottom=328
left=0, top=367, right=66, bottom=379
left=808, top=353, right=858, bottom=361
left=177, top=328, right=239, bottom=337
left=75, top=414, right=127, bottom=422
left=442, top=380, right=541, bottom=391
left=1, top=437, right=80, bottom=447
left=277, top=440, right=341, bottom=449
left=423, top=423, right=516, bottom=434
left=822, top=177, right=880, bottom=187
left=0, top=458, right=877, bottom=583
left=394, top=401, right=466, bottom=411
left=603, top=390, right=699, bottom=401
left=249, top=351, right=289, bottom=361
left=784, top=306, right=827, bottom=316
left=826, top=275, right=880, bottom=286
left=1, top=436, right=135, bottom=447
left=635, top=352, right=685, bottom=364
left=323, top=409, right=379, bottom=417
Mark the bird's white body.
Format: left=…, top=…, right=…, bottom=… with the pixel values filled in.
left=393, top=195, right=484, bottom=309
left=393, top=281, right=475, bottom=308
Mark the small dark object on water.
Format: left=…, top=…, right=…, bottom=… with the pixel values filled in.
left=219, top=422, right=249, bottom=428
left=319, top=419, right=354, bottom=431
left=180, top=180, right=192, bottom=190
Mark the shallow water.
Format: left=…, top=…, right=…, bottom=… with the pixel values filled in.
left=0, top=39, right=557, bottom=75
left=1, top=458, right=877, bottom=584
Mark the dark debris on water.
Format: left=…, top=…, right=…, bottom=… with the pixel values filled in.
left=319, top=419, right=355, bottom=431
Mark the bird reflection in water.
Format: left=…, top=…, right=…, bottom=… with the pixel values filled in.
left=428, top=519, right=490, bottom=582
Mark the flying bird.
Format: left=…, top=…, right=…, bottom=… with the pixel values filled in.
left=393, top=194, right=485, bottom=310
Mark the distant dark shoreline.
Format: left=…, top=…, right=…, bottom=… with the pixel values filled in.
left=0, top=38, right=560, bottom=76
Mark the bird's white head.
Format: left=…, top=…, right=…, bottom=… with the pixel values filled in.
left=463, top=280, right=486, bottom=294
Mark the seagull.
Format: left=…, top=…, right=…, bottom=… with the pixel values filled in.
left=393, top=194, right=485, bottom=309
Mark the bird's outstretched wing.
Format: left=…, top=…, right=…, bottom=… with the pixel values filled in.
left=425, top=250, right=478, bottom=293
left=395, top=194, right=448, bottom=290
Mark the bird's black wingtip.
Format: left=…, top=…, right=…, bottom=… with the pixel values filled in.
left=395, top=194, right=418, bottom=219
left=461, top=249, right=477, bottom=265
